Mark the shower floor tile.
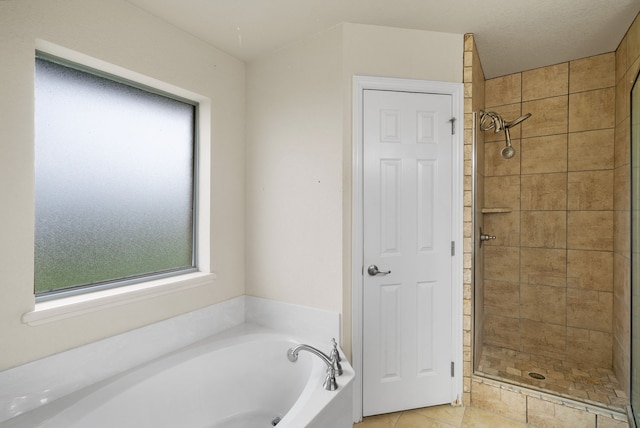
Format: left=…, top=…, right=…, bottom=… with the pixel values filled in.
left=477, top=345, right=627, bottom=412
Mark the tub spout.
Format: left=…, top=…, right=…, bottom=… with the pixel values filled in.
left=287, top=339, right=342, bottom=391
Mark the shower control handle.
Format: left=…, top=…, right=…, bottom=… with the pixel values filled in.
left=367, top=265, right=391, bottom=276
left=479, top=228, right=496, bottom=247
left=480, top=233, right=496, bottom=242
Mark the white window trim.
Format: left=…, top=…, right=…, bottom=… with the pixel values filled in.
left=22, top=40, right=214, bottom=326
left=22, top=272, right=217, bottom=326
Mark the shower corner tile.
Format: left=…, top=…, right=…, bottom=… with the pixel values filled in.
left=566, top=327, right=613, bottom=367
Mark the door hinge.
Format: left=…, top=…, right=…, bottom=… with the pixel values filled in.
left=449, top=117, right=456, bottom=135
left=451, top=361, right=455, bottom=377
left=451, top=241, right=455, bottom=256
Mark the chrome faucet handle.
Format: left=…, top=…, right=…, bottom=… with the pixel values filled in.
left=323, top=367, right=338, bottom=391
left=330, top=338, right=341, bottom=361
left=329, top=338, right=343, bottom=376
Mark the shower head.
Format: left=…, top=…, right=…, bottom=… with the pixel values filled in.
left=501, top=146, right=516, bottom=159
left=501, top=128, right=516, bottom=159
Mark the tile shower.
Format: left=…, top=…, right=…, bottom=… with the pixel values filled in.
left=467, top=12, right=640, bottom=423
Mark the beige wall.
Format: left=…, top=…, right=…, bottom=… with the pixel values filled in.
left=245, top=23, right=463, bottom=355
left=245, top=25, right=345, bottom=312
left=481, top=53, right=617, bottom=368
left=614, top=12, right=640, bottom=394
left=0, top=0, right=245, bottom=371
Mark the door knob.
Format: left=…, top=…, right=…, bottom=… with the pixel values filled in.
left=367, top=265, right=391, bottom=276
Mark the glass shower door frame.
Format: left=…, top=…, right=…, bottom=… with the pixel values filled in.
left=630, top=69, right=640, bottom=428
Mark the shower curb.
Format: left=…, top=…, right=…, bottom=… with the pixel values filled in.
left=471, top=375, right=629, bottom=427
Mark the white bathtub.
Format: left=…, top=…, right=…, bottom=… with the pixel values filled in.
left=0, top=325, right=354, bottom=428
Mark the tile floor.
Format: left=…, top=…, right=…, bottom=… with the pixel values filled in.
left=354, top=404, right=529, bottom=427
left=477, top=345, right=628, bottom=411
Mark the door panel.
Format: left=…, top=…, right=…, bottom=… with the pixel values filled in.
left=363, top=89, right=453, bottom=416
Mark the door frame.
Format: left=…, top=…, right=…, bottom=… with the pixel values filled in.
left=351, top=75, right=464, bottom=422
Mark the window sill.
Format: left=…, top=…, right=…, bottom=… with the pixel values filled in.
left=22, top=272, right=217, bottom=326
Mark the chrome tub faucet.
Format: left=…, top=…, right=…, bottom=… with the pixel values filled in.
left=287, top=338, right=342, bottom=391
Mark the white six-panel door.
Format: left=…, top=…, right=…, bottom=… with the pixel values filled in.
left=362, top=89, right=454, bottom=416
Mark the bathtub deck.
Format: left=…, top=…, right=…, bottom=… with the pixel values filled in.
left=476, top=344, right=626, bottom=412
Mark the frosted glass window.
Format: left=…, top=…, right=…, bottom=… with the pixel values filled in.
left=34, top=55, right=196, bottom=299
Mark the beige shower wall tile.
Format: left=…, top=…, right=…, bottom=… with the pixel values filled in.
left=522, top=62, right=568, bottom=101
left=616, top=71, right=631, bottom=127
left=464, top=66, right=473, bottom=84
left=569, top=53, right=615, bottom=93
left=566, top=250, right=613, bottom=292
left=482, top=103, right=522, bottom=143
left=614, top=118, right=630, bottom=168
left=568, top=88, right=615, bottom=132
left=520, top=247, right=566, bottom=287
left=485, top=140, right=520, bottom=176
left=483, top=314, right=521, bottom=350
left=485, top=73, right=521, bottom=108
left=627, top=14, right=640, bottom=69
left=568, top=129, right=614, bottom=171
left=521, top=319, right=566, bottom=358
left=613, top=255, right=630, bottom=351
left=613, top=252, right=630, bottom=305
left=464, top=33, right=474, bottom=52
left=484, top=280, right=519, bottom=318
left=521, top=96, right=568, bottom=138
left=520, top=284, right=566, bottom=324
left=484, top=246, right=520, bottom=282
left=483, top=211, right=520, bottom=247
left=567, top=211, right=614, bottom=251
left=521, top=211, right=566, bottom=249
left=629, top=57, right=640, bottom=97
left=616, top=36, right=628, bottom=83
left=614, top=164, right=630, bottom=211
left=521, top=134, right=567, bottom=174
left=567, top=288, right=613, bottom=332
left=614, top=209, right=631, bottom=258
left=465, top=82, right=473, bottom=98
left=527, top=396, right=595, bottom=428
left=567, top=170, right=613, bottom=210
left=566, top=327, right=613, bottom=367
left=521, top=173, right=566, bottom=211
left=484, top=175, right=520, bottom=209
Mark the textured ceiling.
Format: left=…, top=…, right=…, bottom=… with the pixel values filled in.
left=126, top=0, right=640, bottom=78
